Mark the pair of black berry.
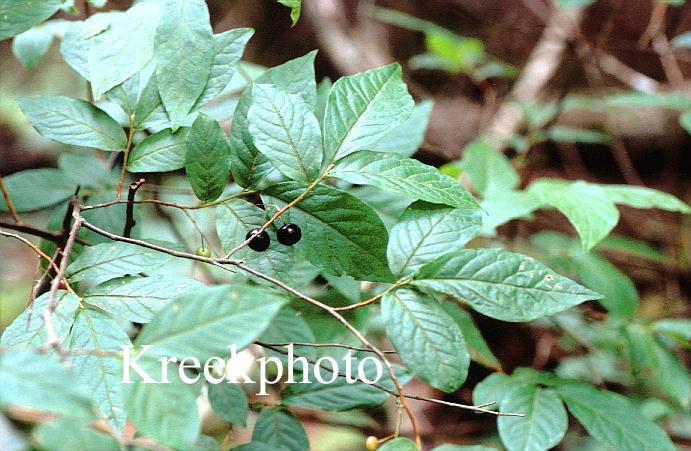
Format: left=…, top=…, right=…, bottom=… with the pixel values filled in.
left=246, top=223, right=301, bottom=252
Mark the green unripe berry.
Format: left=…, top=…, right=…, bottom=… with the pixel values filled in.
left=195, top=246, right=211, bottom=258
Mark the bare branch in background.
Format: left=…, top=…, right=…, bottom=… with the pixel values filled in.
left=483, top=6, right=585, bottom=148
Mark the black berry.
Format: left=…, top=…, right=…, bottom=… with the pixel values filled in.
left=246, top=228, right=270, bottom=252
left=277, top=223, right=301, bottom=246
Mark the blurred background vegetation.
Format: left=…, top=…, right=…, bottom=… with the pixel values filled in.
left=1, top=0, right=690, bottom=449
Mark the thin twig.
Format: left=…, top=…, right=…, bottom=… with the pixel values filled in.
left=333, top=278, right=411, bottom=311
left=0, top=175, right=21, bottom=223
left=45, top=203, right=83, bottom=359
left=257, top=342, right=521, bottom=417
left=235, top=261, right=422, bottom=443
left=81, top=190, right=255, bottom=212
left=258, top=341, right=398, bottom=354
left=74, top=214, right=421, bottom=441
left=123, top=178, right=145, bottom=238
left=0, top=231, right=74, bottom=294
left=0, top=221, right=71, bottom=244
left=78, top=215, right=242, bottom=267
left=225, top=166, right=333, bottom=258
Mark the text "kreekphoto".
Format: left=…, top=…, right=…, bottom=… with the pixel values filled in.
left=121, top=344, right=385, bottom=395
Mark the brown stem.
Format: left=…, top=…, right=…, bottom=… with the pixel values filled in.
left=0, top=175, right=21, bottom=223
left=0, top=221, right=65, bottom=243
left=123, top=178, right=145, bottom=238
left=45, top=203, right=83, bottom=359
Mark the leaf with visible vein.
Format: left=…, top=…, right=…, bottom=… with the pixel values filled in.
left=135, top=285, right=286, bottom=361
left=387, top=200, right=481, bottom=277
left=332, top=151, right=479, bottom=210
left=84, top=275, right=206, bottom=323
left=556, top=382, right=675, bottom=451
left=67, top=242, right=173, bottom=286
left=263, top=182, right=393, bottom=282
left=17, top=96, right=127, bottom=151
left=248, top=83, right=323, bottom=182
left=68, top=309, right=131, bottom=431
left=323, top=63, right=414, bottom=161
left=382, top=288, right=469, bottom=392
left=154, top=0, right=214, bottom=128
left=414, top=248, right=601, bottom=322
left=185, top=113, right=231, bottom=202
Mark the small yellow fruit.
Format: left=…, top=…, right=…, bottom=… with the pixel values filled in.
left=365, top=436, right=379, bottom=451
left=195, top=246, right=211, bottom=258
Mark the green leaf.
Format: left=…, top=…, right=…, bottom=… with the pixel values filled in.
left=185, top=113, right=231, bottom=202
left=545, top=126, right=610, bottom=144
left=601, top=185, right=690, bottom=213
left=473, top=372, right=514, bottom=407
left=498, top=385, right=568, bottom=451
left=67, top=309, right=131, bottom=431
left=251, top=408, right=309, bottom=451
left=192, top=28, right=254, bottom=109
left=625, top=324, right=691, bottom=410
left=441, top=303, right=501, bottom=370
left=11, top=24, right=53, bottom=68
left=350, top=185, right=414, bottom=230
left=263, top=182, right=393, bottom=282
left=0, top=168, right=76, bottom=212
left=370, top=100, right=434, bottom=157
left=123, top=354, right=200, bottom=449
left=83, top=275, right=205, bottom=323
left=382, top=288, right=469, bottom=392
left=605, top=91, right=691, bottom=110
left=248, top=83, right=323, bottom=182
left=128, top=127, right=190, bottom=172
left=431, top=446, right=497, bottom=451
left=33, top=418, right=120, bottom=451
left=652, top=319, right=691, bottom=341
left=59, top=19, right=98, bottom=80
left=680, top=110, right=691, bottom=134
left=323, top=63, right=414, bottom=162
left=314, top=77, right=332, bottom=125
left=67, top=242, right=173, bottom=286
left=569, top=251, right=638, bottom=319
left=282, top=359, right=410, bottom=411
left=277, top=0, right=302, bottom=26
left=216, top=199, right=296, bottom=282
left=555, top=0, right=596, bottom=8
left=528, top=179, right=619, bottom=251
left=208, top=383, right=248, bottom=426
left=1, top=291, right=80, bottom=349
left=479, top=191, right=542, bottom=235
left=259, top=306, right=316, bottom=362
left=556, top=382, right=675, bottom=451
left=154, top=0, right=214, bottom=128
left=0, top=350, right=95, bottom=419
left=331, top=151, right=479, bottom=210
left=17, top=96, right=127, bottom=151
left=387, top=200, right=481, bottom=277
left=135, top=285, right=286, bottom=361
left=58, top=152, right=115, bottom=189
left=0, top=0, right=62, bottom=40
left=378, top=437, right=419, bottom=451
left=413, top=248, right=601, bottom=322
left=88, top=2, right=159, bottom=98
left=230, top=51, right=317, bottom=187
left=234, top=442, right=278, bottom=451
left=461, top=139, right=519, bottom=196
left=672, top=31, right=691, bottom=48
